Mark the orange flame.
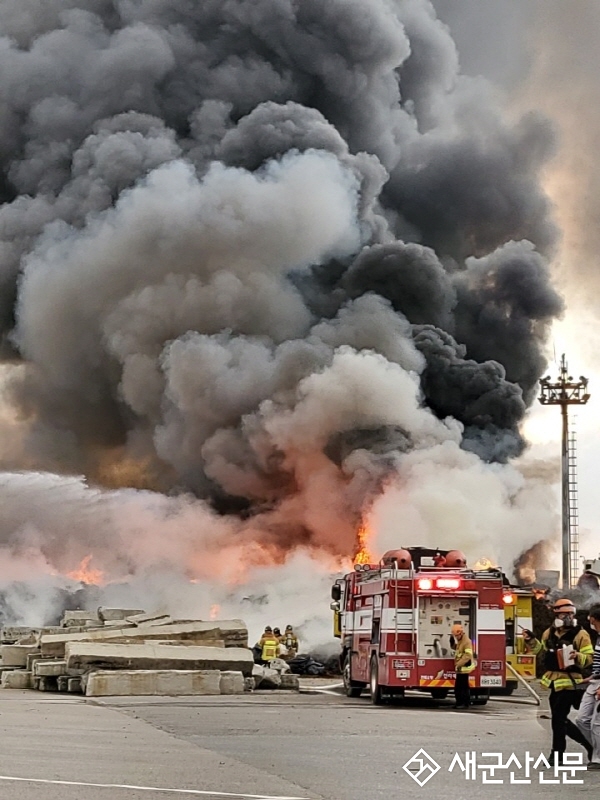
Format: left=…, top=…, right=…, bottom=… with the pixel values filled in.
left=353, top=523, right=374, bottom=565
left=209, top=604, right=220, bottom=621
left=66, top=555, right=105, bottom=586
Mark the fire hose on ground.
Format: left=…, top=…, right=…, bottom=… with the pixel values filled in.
left=506, top=662, right=541, bottom=705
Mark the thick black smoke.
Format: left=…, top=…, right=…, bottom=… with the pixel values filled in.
left=0, top=0, right=563, bottom=561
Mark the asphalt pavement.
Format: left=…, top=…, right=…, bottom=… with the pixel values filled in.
left=0, top=682, right=598, bottom=799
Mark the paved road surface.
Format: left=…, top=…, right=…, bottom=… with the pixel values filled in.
left=0, top=684, right=598, bottom=799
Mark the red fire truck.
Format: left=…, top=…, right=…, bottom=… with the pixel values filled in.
left=331, top=546, right=506, bottom=704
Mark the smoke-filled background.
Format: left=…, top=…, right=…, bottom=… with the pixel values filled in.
left=1, top=0, right=596, bottom=646
left=434, top=0, right=600, bottom=580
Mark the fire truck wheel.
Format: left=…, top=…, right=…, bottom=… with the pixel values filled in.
left=343, top=656, right=364, bottom=698
left=430, top=688, right=449, bottom=700
left=471, top=690, right=490, bottom=705
left=370, top=656, right=384, bottom=705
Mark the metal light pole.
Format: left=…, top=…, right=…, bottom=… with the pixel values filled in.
left=539, top=355, right=590, bottom=589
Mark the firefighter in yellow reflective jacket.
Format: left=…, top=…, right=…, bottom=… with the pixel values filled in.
left=259, top=627, right=280, bottom=665
left=451, top=623, right=476, bottom=709
left=523, top=598, right=594, bottom=764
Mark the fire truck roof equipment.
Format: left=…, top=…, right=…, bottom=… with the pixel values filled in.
left=445, top=550, right=467, bottom=568
left=381, top=549, right=412, bottom=568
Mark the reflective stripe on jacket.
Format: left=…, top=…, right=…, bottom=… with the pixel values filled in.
left=454, top=635, right=476, bottom=674
left=526, top=627, right=594, bottom=690
left=261, top=637, right=279, bottom=661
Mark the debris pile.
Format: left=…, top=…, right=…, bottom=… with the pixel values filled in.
left=0, top=610, right=299, bottom=696
left=253, top=658, right=300, bottom=691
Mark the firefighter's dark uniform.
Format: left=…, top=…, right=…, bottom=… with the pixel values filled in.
left=526, top=626, right=594, bottom=760
left=453, top=632, right=476, bottom=708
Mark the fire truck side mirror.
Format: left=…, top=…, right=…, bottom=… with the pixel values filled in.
left=331, top=585, right=341, bottom=602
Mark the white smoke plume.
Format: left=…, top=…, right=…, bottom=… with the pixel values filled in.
left=0, top=1, right=569, bottom=646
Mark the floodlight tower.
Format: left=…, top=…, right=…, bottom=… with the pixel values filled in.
left=539, top=355, right=590, bottom=589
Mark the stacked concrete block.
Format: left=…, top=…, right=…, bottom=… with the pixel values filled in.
left=98, top=608, right=145, bottom=622
left=142, top=619, right=249, bottom=648
left=1, top=644, right=41, bottom=667
left=219, top=671, right=246, bottom=695
left=26, top=653, right=42, bottom=672
left=61, top=610, right=102, bottom=628
left=280, top=673, right=300, bottom=691
left=252, top=660, right=300, bottom=692
left=40, top=620, right=248, bottom=658
left=65, top=642, right=254, bottom=674
left=1, top=626, right=41, bottom=644
left=1, top=670, right=33, bottom=689
left=85, top=669, right=224, bottom=697
left=145, top=639, right=225, bottom=647
left=253, top=665, right=281, bottom=689
left=35, top=660, right=67, bottom=677
left=125, top=612, right=171, bottom=625
left=0, top=610, right=294, bottom=697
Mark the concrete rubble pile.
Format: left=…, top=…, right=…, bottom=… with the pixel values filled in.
left=0, top=610, right=299, bottom=697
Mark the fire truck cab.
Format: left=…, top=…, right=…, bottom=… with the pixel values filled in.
left=331, top=546, right=506, bottom=704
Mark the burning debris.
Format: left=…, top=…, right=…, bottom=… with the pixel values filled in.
left=0, top=2, right=568, bottom=636
left=512, top=539, right=558, bottom=588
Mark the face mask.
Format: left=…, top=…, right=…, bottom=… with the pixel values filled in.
left=553, top=617, right=564, bottom=628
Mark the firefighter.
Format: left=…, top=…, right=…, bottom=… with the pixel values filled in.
left=282, top=625, right=299, bottom=659
left=273, top=627, right=282, bottom=642
left=451, top=623, right=475, bottom=709
left=259, top=626, right=271, bottom=642
left=259, top=627, right=280, bottom=664
left=575, top=604, right=600, bottom=769
left=258, top=627, right=280, bottom=665
left=522, top=598, right=594, bottom=764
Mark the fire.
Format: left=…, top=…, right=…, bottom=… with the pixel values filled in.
left=66, top=555, right=105, bottom=586
left=209, top=604, right=220, bottom=620
left=532, top=587, right=549, bottom=601
left=353, top=522, right=374, bottom=565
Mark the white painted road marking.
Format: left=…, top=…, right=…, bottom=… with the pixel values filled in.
left=0, top=776, right=308, bottom=800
